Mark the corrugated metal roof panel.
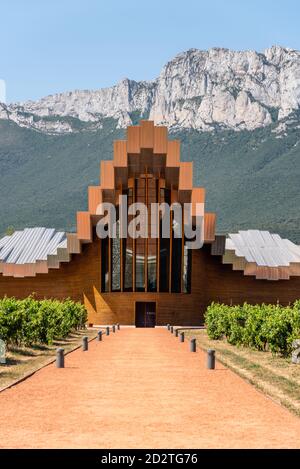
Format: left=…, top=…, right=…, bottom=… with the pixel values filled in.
left=0, top=231, right=23, bottom=262
left=225, top=238, right=235, bottom=251
left=39, top=232, right=66, bottom=259
left=48, top=235, right=67, bottom=256
left=226, top=230, right=300, bottom=271
left=282, top=239, right=300, bottom=260
left=249, top=246, right=267, bottom=266
left=241, top=246, right=255, bottom=263
left=0, top=228, right=66, bottom=265
left=230, top=233, right=245, bottom=248
left=25, top=228, right=56, bottom=263
left=15, top=228, right=46, bottom=264
left=260, top=230, right=277, bottom=246
left=0, top=236, right=10, bottom=249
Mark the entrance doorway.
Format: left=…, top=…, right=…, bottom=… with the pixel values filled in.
left=135, top=302, right=156, bottom=328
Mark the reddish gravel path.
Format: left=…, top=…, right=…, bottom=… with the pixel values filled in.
left=0, top=328, right=300, bottom=449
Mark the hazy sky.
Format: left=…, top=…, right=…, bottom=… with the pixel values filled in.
left=1, top=0, right=300, bottom=103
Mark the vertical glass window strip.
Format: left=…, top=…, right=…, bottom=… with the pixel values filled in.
left=101, top=236, right=109, bottom=292
left=147, top=239, right=157, bottom=291
left=159, top=228, right=169, bottom=292
left=159, top=187, right=170, bottom=292
left=182, top=239, right=192, bottom=293
left=111, top=221, right=121, bottom=291
left=147, top=178, right=157, bottom=292
left=135, top=178, right=146, bottom=292
left=171, top=215, right=182, bottom=293
left=123, top=237, right=133, bottom=291
left=135, top=239, right=145, bottom=291
left=123, top=188, right=133, bottom=291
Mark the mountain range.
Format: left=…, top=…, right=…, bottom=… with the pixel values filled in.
left=1, top=46, right=300, bottom=241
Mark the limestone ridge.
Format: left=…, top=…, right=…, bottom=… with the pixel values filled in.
left=1, top=46, right=300, bottom=134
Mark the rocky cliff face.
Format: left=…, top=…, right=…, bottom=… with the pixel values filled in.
left=1, top=46, right=300, bottom=133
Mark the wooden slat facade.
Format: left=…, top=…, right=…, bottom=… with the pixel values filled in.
left=211, top=235, right=226, bottom=256
left=113, top=140, right=128, bottom=186
left=77, top=212, right=92, bottom=243
left=127, top=126, right=140, bottom=154
left=140, top=120, right=154, bottom=149
left=88, top=187, right=103, bottom=215
left=154, top=126, right=168, bottom=154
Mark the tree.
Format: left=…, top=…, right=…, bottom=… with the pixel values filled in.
left=5, top=226, right=15, bottom=236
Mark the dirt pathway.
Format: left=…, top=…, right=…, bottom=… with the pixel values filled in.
left=0, top=328, right=299, bottom=448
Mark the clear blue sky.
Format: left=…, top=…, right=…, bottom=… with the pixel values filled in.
left=1, top=0, right=299, bottom=103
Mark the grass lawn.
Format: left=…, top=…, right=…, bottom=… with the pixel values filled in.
left=182, top=329, right=300, bottom=417
left=0, top=329, right=97, bottom=391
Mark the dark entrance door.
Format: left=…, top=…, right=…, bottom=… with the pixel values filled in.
left=135, top=302, right=156, bottom=328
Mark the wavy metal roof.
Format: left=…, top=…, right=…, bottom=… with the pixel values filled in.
left=2, top=227, right=300, bottom=281
left=223, top=230, right=300, bottom=280
left=0, top=228, right=66, bottom=265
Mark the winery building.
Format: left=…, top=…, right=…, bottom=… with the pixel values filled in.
left=1, top=121, right=300, bottom=326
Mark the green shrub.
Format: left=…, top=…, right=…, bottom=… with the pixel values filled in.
left=290, top=300, right=300, bottom=342
left=204, top=301, right=300, bottom=356
left=0, top=296, right=87, bottom=347
left=262, top=305, right=299, bottom=356
left=226, top=305, right=247, bottom=346
left=243, top=303, right=272, bottom=351
left=205, top=302, right=231, bottom=339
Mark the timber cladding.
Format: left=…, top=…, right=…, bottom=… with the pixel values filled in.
left=1, top=239, right=300, bottom=325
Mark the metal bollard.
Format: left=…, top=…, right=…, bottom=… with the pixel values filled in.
left=106, top=326, right=110, bottom=336
left=97, top=330, right=103, bottom=341
left=56, top=348, right=64, bottom=368
left=190, top=338, right=196, bottom=352
left=175, top=329, right=178, bottom=337
left=167, top=324, right=170, bottom=331
left=207, top=349, right=215, bottom=369
left=117, top=323, right=120, bottom=330
left=179, top=332, right=185, bottom=343
left=112, top=325, right=116, bottom=333
left=170, top=326, right=173, bottom=334
left=82, top=336, right=88, bottom=351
